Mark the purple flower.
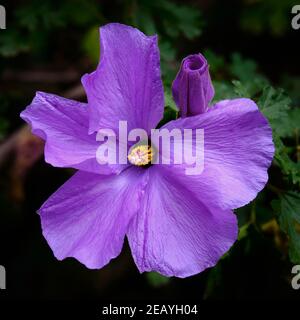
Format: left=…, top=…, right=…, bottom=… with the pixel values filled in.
left=20, top=23, right=274, bottom=277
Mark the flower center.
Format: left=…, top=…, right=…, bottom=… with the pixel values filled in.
left=128, top=143, right=153, bottom=166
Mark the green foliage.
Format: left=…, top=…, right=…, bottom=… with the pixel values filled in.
left=203, top=49, right=225, bottom=75
left=275, top=108, right=300, bottom=138
left=230, top=53, right=268, bottom=97
left=164, top=89, right=178, bottom=112
left=258, top=86, right=291, bottom=132
left=125, top=0, right=202, bottom=85
left=0, top=29, right=30, bottom=57
left=273, top=134, right=300, bottom=185
left=157, top=0, right=202, bottom=40
left=204, top=225, right=288, bottom=299
left=239, top=0, right=296, bottom=36
left=281, top=75, right=300, bottom=106
left=82, top=26, right=100, bottom=65
left=127, top=0, right=202, bottom=40
left=211, top=81, right=235, bottom=102
left=211, top=52, right=268, bottom=102
left=0, top=0, right=103, bottom=57
left=272, top=192, right=300, bottom=263
left=232, top=80, right=251, bottom=98
left=146, top=272, right=170, bottom=287
left=238, top=84, right=300, bottom=258
left=257, top=87, right=300, bottom=185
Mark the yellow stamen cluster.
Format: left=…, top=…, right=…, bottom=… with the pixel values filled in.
left=128, top=144, right=153, bottom=166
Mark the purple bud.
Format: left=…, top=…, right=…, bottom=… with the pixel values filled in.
left=172, top=54, right=214, bottom=117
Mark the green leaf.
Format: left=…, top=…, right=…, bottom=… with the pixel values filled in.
left=272, top=134, right=300, bottom=185
left=135, top=10, right=157, bottom=35
left=232, top=80, right=251, bottom=98
left=229, top=53, right=268, bottom=97
left=159, top=41, right=176, bottom=62
left=230, top=53, right=258, bottom=83
left=164, top=90, right=178, bottom=112
left=272, top=192, right=300, bottom=263
left=258, top=86, right=291, bottom=122
left=159, top=1, right=202, bottom=39
left=257, top=86, right=297, bottom=140
left=274, top=107, right=300, bottom=138
left=159, top=41, right=177, bottom=84
left=146, top=272, right=170, bottom=287
left=203, top=49, right=225, bottom=75
left=211, top=81, right=236, bottom=103
left=256, top=87, right=300, bottom=185
left=82, top=26, right=100, bottom=65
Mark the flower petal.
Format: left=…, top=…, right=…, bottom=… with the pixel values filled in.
left=39, top=167, right=148, bottom=269
left=162, top=98, right=274, bottom=210
left=127, top=166, right=237, bottom=278
left=20, top=91, right=125, bottom=174
left=82, top=23, right=164, bottom=134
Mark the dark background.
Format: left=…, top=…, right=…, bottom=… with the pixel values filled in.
left=0, top=0, right=300, bottom=301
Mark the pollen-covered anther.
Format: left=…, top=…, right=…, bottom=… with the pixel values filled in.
left=128, top=144, right=153, bottom=166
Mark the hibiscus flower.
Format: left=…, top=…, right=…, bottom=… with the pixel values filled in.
left=20, top=23, right=274, bottom=277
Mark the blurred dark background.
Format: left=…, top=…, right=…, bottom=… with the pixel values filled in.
left=0, top=0, right=300, bottom=301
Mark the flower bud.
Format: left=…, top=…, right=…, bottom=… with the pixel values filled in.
left=172, top=54, right=214, bottom=117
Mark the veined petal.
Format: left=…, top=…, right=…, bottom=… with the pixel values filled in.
left=127, top=166, right=237, bottom=278
left=20, top=91, right=126, bottom=174
left=82, top=23, right=164, bottom=134
left=39, top=167, right=148, bottom=269
left=162, top=98, right=274, bottom=210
